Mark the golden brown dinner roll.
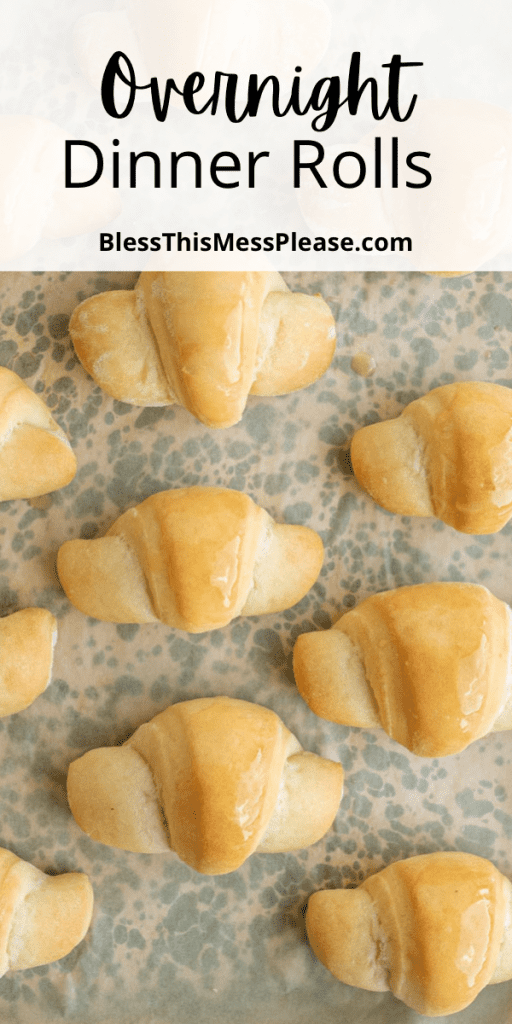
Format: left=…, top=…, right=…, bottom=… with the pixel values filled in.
left=67, top=695, right=344, bottom=875
left=0, top=607, right=57, bottom=716
left=68, top=271, right=336, bottom=427
left=0, top=847, right=93, bottom=976
left=350, top=381, right=512, bottom=534
left=293, top=582, right=512, bottom=757
left=57, top=485, right=324, bottom=632
left=0, top=367, right=76, bottom=500
left=306, top=851, right=512, bottom=1017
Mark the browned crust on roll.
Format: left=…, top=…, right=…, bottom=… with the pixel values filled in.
left=306, top=851, right=509, bottom=1017
left=0, top=367, right=76, bottom=500
left=294, top=582, right=511, bottom=757
left=0, top=607, right=57, bottom=716
left=67, top=696, right=343, bottom=874
left=57, top=486, right=324, bottom=632
left=0, top=848, right=93, bottom=975
left=351, top=381, right=512, bottom=534
left=69, top=271, right=336, bottom=427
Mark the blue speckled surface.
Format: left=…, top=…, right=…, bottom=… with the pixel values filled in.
left=0, top=270, right=509, bottom=1023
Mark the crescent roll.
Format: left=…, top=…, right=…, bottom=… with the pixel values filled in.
left=0, top=367, right=76, bottom=500
left=350, top=381, right=512, bottom=534
left=57, top=485, right=324, bottom=632
left=66, top=695, right=344, bottom=875
left=0, top=607, right=57, bottom=716
left=293, top=582, right=512, bottom=757
left=68, top=271, right=336, bottom=427
left=306, top=851, right=512, bottom=1017
left=0, top=847, right=93, bottom=976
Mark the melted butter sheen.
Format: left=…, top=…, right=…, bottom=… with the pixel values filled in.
left=454, top=898, right=491, bottom=987
left=351, top=352, right=376, bottom=377
left=210, top=535, right=242, bottom=608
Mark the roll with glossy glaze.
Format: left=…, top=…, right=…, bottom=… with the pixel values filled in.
left=350, top=381, right=512, bottom=534
left=57, top=486, right=324, bottom=632
left=69, top=271, right=336, bottom=427
left=67, top=695, right=344, bottom=875
left=306, top=851, right=512, bottom=1017
left=294, top=582, right=512, bottom=757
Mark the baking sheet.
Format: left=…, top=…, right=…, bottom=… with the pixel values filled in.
left=0, top=270, right=510, bottom=1023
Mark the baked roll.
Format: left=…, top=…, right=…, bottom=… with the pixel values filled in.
left=68, top=271, right=336, bottom=427
left=350, top=381, right=512, bottom=534
left=57, top=485, right=324, bottom=632
left=0, top=367, right=76, bottom=500
left=0, top=847, right=93, bottom=976
left=306, top=851, right=512, bottom=1017
left=293, top=582, right=512, bottom=757
left=0, top=607, right=57, bottom=716
left=67, top=695, right=344, bottom=875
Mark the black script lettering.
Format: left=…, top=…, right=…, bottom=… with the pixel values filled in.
left=309, top=78, right=342, bottom=132
left=101, top=51, right=150, bottom=118
left=190, top=71, right=226, bottom=115
left=382, top=55, right=423, bottom=121
left=150, top=76, right=182, bottom=121
left=345, top=52, right=423, bottom=122
left=181, top=73, right=207, bottom=112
